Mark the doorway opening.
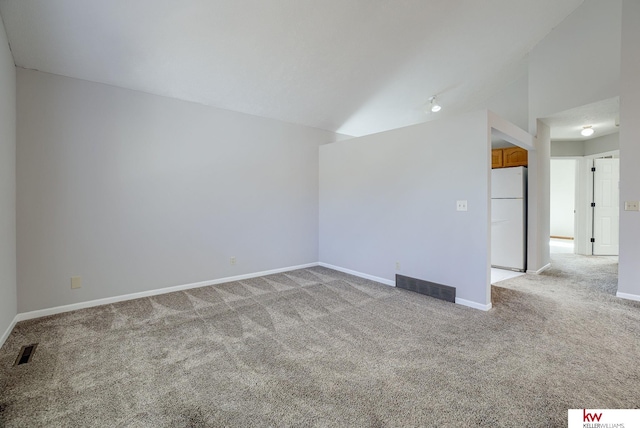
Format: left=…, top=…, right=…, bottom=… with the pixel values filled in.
left=550, top=155, right=620, bottom=256
left=550, top=158, right=576, bottom=254
left=545, top=97, right=620, bottom=296
left=490, top=132, right=529, bottom=284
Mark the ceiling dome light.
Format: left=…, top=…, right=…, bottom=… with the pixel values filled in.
left=581, top=125, right=595, bottom=137
left=428, top=96, right=441, bottom=113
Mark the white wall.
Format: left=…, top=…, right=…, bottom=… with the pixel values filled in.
left=551, top=134, right=620, bottom=158
left=0, top=16, right=17, bottom=342
left=16, top=69, right=338, bottom=313
left=530, top=0, right=640, bottom=300
left=528, top=0, right=622, bottom=130
left=527, top=120, right=551, bottom=272
left=319, top=110, right=491, bottom=308
left=484, top=65, right=529, bottom=132
left=584, top=133, right=619, bottom=157
left=550, top=159, right=576, bottom=238
left=617, top=0, right=640, bottom=300
left=551, top=141, right=584, bottom=157
left=527, top=0, right=622, bottom=272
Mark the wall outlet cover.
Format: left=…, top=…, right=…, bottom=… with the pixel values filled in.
left=456, top=200, right=468, bottom=211
left=624, top=201, right=640, bottom=211
left=71, top=276, right=82, bottom=289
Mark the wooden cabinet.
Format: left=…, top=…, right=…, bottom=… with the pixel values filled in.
left=503, top=147, right=528, bottom=167
left=492, top=147, right=527, bottom=168
left=491, top=149, right=503, bottom=169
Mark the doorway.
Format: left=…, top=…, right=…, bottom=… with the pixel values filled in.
left=550, top=158, right=576, bottom=254
left=550, top=156, right=620, bottom=256
left=540, top=97, right=621, bottom=298
left=490, top=133, right=529, bottom=284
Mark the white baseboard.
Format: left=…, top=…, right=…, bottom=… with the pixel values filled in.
left=455, top=298, right=492, bottom=311
left=616, top=291, right=640, bottom=302
left=318, top=263, right=492, bottom=311
left=1, top=315, right=19, bottom=349
left=527, top=263, right=551, bottom=275
left=317, top=263, right=395, bottom=286
left=13, top=261, right=497, bottom=324
left=15, top=263, right=319, bottom=323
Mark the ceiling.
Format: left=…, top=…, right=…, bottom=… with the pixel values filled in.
left=0, top=0, right=583, bottom=137
left=542, top=97, right=620, bottom=141
left=492, top=97, right=620, bottom=148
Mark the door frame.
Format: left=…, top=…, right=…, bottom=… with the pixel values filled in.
left=592, top=157, right=620, bottom=255
left=573, top=150, right=620, bottom=255
left=549, top=158, right=578, bottom=242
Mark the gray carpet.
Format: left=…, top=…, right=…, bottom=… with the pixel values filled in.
left=1, top=255, right=639, bottom=427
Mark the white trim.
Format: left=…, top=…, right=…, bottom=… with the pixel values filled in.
left=585, top=149, right=620, bottom=159
left=527, top=263, right=551, bottom=275
left=15, top=263, right=319, bottom=322
left=14, top=262, right=499, bottom=323
left=616, top=291, right=640, bottom=302
left=319, top=263, right=493, bottom=311
left=0, top=315, right=19, bottom=348
left=317, top=263, right=395, bottom=286
left=488, top=111, right=535, bottom=150
left=455, top=298, right=492, bottom=311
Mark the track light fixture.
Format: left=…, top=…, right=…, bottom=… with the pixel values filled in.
left=428, top=96, right=441, bottom=113
left=580, top=125, right=595, bottom=137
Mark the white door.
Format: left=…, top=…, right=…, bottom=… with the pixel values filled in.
left=593, top=158, right=619, bottom=255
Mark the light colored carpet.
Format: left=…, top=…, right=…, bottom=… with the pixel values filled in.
left=1, top=255, right=638, bottom=427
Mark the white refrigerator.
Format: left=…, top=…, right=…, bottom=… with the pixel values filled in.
left=491, top=166, right=527, bottom=271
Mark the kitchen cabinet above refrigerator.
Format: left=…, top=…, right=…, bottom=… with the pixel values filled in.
left=491, top=147, right=528, bottom=169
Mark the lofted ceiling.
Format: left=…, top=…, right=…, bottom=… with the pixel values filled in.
left=0, top=0, right=583, bottom=137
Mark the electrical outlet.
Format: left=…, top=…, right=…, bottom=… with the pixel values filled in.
left=395, top=261, right=401, bottom=271
left=71, top=276, right=82, bottom=289
left=456, top=200, right=468, bottom=211
left=230, top=257, right=236, bottom=265
left=624, top=201, right=640, bottom=211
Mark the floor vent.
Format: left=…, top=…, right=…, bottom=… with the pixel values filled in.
left=14, top=344, right=38, bottom=366
left=396, top=274, right=456, bottom=303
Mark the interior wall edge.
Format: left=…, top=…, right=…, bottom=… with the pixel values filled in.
left=0, top=315, right=19, bottom=349
left=454, top=298, right=492, bottom=312
left=526, top=262, right=552, bottom=275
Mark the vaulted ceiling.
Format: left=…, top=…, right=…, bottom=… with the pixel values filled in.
left=0, top=0, right=583, bottom=136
